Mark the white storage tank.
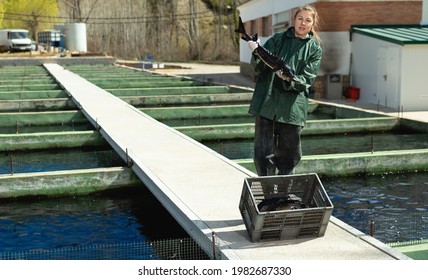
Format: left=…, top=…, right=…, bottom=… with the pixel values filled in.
left=64, top=23, right=87, bottom=52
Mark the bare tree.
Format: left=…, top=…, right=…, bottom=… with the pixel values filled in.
left=185, top=0, right=200, bottom=60
left=60, top=0, right=100, bottom=22
left=56, top=0, right=240, bottom=62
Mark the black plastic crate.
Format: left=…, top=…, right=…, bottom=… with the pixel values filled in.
left=239, top=173, right=333, bottom=242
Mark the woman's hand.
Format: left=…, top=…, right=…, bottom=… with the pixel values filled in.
left=276, top=70, right=291, bottom=82
left=247, top=39, right=260, bottom=53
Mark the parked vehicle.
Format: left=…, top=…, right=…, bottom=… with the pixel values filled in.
left=0, top=29, right=32, bottom=52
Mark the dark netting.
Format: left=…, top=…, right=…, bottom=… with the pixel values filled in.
left=0, top=238, right=211, bottom=260
left=355, top=212, right=428, bottom=244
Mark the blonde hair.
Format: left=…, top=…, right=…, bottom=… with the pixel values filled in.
left=294, top=5, right=321, bottom=44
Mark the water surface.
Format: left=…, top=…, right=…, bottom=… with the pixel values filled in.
left=0, top=186, right=188, bottom=254
left=322, top=172, right=428, bottom=243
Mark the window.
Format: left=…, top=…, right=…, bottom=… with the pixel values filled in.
left=11, top=32, right=28, bottom=39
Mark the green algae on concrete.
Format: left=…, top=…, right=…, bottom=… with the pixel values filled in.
left=122, top=93, right=252, bottom=107
left=174, top=117, right=400, bottom=141
left=91, top=79, right=207, bottom=89
left=0, top=131, right=106, bottom=151
left=234, top=149, right=428, bottom=176
left=107, top=85, right=251, bottom=96
left=87, top=76, right=188, bottom=84
left=0, top=78, right=56, bottom=86
left=0, top=84, right=61, bottom=92
left=0, top=98, right=77, bottom=112
left=108, top=85, right=232, bottom=96
left=0, top=110, right=87, bottom=127
left=176, top=123, right=255, bottom=141
left=298, top=149, right=428, bottom=176
left=0, top=167, right=141, bottom=198
left=304, top=117, right=399, bottom=135
left=388, top=240, right=428, bottom=260
left=141, top=104, right=250, bottom=120
left=0, top=90, right=68, bottom=100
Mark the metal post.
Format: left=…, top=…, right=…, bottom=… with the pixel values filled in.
left=370, top=218, right=375, bottom=237
left=95, top=118, right=101, bottom=131
left=212, top=231, right=217, bottom=260
left=9, top=155, right=14, bottom=175
left=126, top=148, right=133, bottom=167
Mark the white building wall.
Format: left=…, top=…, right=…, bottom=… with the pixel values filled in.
left=318, top=32, right=351, bottom=76
left=401, top=45, right=428, bottom=111
left=238, top=0, right=313, bottom=21
left=352, top=32, right=428, bottom=111
left=238, top=37, right=266, bottom=66
left=351, top=33, right=398, bottom=105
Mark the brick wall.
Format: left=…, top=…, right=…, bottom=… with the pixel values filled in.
left=262, top=15, right=273, bottom=36
left=314, top=1, right=422, bottom=31
left=244, top=1, right=422, bottom=34
left=244, top=16, right=272, bottom=37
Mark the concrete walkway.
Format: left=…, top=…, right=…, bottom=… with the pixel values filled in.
left=45, top=63, right=408, bottom=260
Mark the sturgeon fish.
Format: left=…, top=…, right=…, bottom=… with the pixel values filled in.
left=235, top=16, right=297, bottom=81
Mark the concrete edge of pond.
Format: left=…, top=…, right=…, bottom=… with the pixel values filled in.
left=329, top=216, right=412, bottom=260
left=235, top=149, right=428, bottom=176
left=0, top=167, right=141, bottom=199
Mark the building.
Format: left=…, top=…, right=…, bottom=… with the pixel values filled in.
left=237, top=0, right=425, bottom=108
left=350, top=25, right=428, bottom=111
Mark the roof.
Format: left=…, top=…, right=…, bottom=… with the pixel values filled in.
left=0, top=29, right=29, bottom=32
left=351, top=25, right=428, bottom=45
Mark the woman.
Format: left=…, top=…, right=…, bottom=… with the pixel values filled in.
left=248, top=5, right=322, bottom=176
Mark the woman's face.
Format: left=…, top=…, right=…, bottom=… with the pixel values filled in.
left=294, top=10, right=314, bottom=39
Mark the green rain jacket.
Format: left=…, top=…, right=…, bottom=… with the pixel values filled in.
left=249, top=27, right=322, bottom=127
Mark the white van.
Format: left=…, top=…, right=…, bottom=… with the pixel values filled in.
left=0, top=29, right=32, bottom=52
